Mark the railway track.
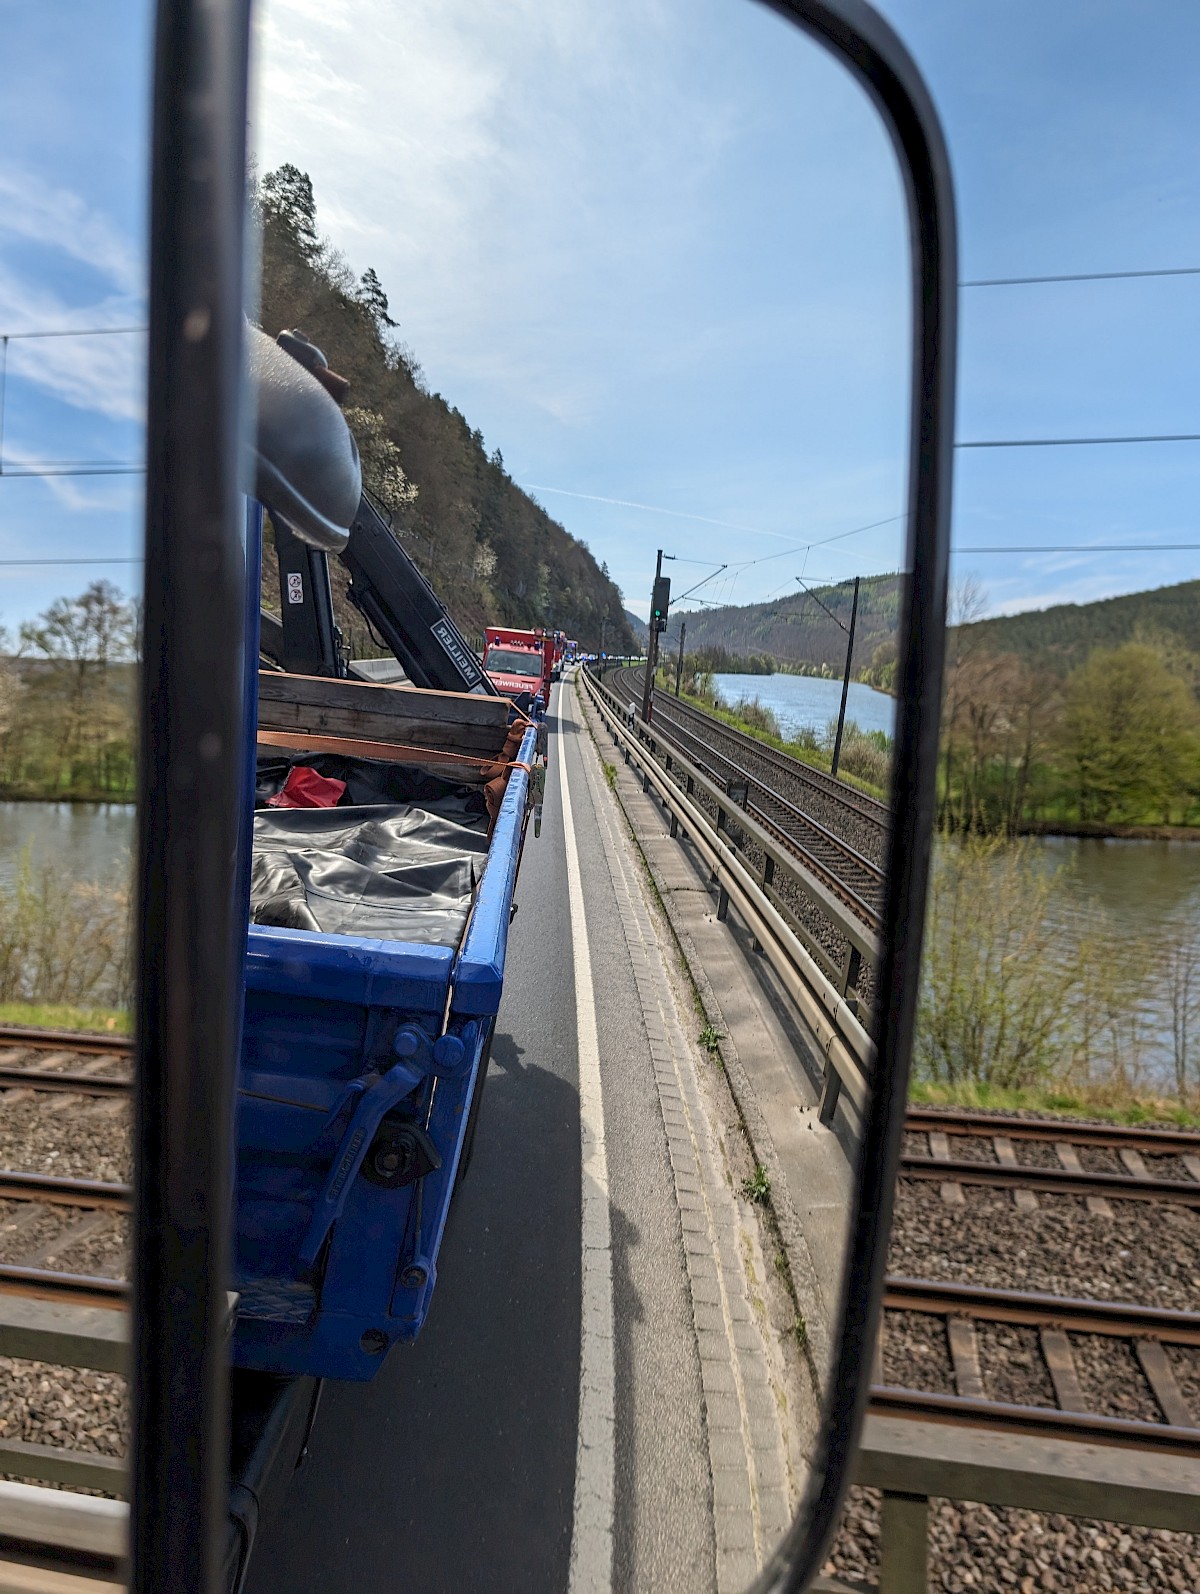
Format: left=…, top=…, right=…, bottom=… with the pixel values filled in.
left=610, top=664, right=889, bottom=826
left=873, top=1275, right=1200, bottom=1456
left=905, top=1107, right=1200, bottom=1209
left=0, top=1023, right=132, bottom=1096
left=0, top=1027, right=131, bottom=1309
left=605, top=665, right=886, bottom=928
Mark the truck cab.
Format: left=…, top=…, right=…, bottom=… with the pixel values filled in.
left=482, top=626, right=555, bottom=715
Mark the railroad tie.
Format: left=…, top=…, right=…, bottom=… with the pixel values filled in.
left=1040, top=1329, right=1088, bottom=1412
left=947, top=1317, right=986, bottom=1400
left=1119, top=1148, right=1150, bottom=1181
left=927, top=1131, right=964, bottom=1206
left=992, top=1136, right=1038, bottom=1210
left=0, top=1202, right=52, bottom=1246
left=1055, top=1141, right=1113, bottom=1218
left=1184, top=1155, right=1200, bottom=1185
left=19, top=1211, right=116, bottom=1271
left=1134, top=1340, right=1194, bottom=1428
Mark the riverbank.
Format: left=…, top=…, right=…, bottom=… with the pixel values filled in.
left=910, top=1079, right=1200, bottom=1130
left=0, top=1001, right=129, bottom=1034
left=1018, top=818, right=1200, bottom=842
left=0, top=786, right=135, bottom=804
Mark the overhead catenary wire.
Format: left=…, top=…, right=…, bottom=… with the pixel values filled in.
left=958, top=434, right=1200, bottom=449
left=962, top=267, right=1200, bottom=287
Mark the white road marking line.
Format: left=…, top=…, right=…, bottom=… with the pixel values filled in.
left=559, top=696, right=616, bottom=1594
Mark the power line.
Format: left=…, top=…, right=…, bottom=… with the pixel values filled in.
left=0, top=326, right=146, bottom=341
left=956, top=543, right=1200, bottom=554
left=0, top=557, right=143, bottom=567
left=963, top=267, right=1200, bottom=288
left=958, top=434, right=1200, bottom=449
left=0, top=463, right=144, bottom=478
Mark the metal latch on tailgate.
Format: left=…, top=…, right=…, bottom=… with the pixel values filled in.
left=296, top=1057, right=426, bottom=1272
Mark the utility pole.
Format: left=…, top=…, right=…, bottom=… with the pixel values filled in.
left=641, top=549, right=671, bottom=724
left=674, top=619, right=687, bottom=697
left=831, top=575, right=860, bottom=778
left=599, top=615, right=607, bottom=672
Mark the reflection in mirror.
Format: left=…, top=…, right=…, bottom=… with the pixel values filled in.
left=237, top=1, right=911, bottom=1590
left=0, top=6, right=148, bottom=1581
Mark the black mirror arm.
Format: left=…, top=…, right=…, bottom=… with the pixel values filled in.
left=748, top=2, right=957, bottom=1589
left=132, top=2, right=254, bottom=1592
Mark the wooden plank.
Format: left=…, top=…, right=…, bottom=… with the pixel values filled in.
left=1183, top=1154, right=1200, bottom=1184
left=1136, top=1340, right=1194, bottom=1428
left=0, top=1438, right=124, bottom=1496
left=0, top=1563, right=123, bottom=1594
left=0, top=1482, right=125, bottom=1560
left=1040, top=1328, right=1087, bottom=1412
left=255, top=729, right=492, bottom=784
left=879, top=1492, right=929, bottom=1594
left=257, top=671, right=510, bottom=754
left=993, top=1135, right=1038, bottom=1210
left=1056, top=1142, right=1113, bottom=1217
left=856, top=1413, right=1200, bottom=1532
left=947, top=1318, right=986, bottom=1401
left=0, top=1297, right=127, bottom=1375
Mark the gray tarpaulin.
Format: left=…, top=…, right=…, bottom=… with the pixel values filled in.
left=250, top=801, right=489, bottom=947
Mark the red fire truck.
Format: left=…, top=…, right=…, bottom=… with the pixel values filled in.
left=482, top=625, right=555, bottom=714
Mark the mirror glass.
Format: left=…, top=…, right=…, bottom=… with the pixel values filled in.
left=0, top=0, right=148, bottom=1559
left=241, top=1, right=910, bottom=1589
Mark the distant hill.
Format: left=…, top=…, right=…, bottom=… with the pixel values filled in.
left=955, top=580, right=1200, bottom=677
left=663, top=574, right=902, bottom=676
left=623, top=609, right=649, bottom=648
left=256, top=165, right=635, bottom=656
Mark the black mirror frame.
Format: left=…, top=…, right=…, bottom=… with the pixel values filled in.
left=129, top=1, right=954, bottom=1591
left=750, top=2, right=956, bottom=1588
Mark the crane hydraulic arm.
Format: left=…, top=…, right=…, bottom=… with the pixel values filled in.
left=261, top=491, right=497, bottom=696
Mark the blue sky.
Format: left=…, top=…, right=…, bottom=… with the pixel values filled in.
left=0, top=0, right=1196, bottom=632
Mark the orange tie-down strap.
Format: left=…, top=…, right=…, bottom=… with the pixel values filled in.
left=257, top=728, right=496, bottom=779
left=256, top=727, right=537, bottom=826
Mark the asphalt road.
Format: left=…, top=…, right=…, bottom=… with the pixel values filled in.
left=245, top=681, right=721, bottom=1594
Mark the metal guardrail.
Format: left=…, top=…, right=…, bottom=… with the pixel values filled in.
left=580, top=665, right=875, bottom=1122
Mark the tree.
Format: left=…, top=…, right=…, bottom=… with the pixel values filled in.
left=261, top=164, right=319, bottom=260
left=1064, top=643, right=1200, bottom=822
left=344, top=407, right=418, bottom=517
left=357, top=268, right=397, bottom=329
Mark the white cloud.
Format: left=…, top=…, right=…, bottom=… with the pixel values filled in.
left=0, top=165, right=142, bottom=300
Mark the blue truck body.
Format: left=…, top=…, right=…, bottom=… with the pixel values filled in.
left=231, top=673, right=537, bottom=1380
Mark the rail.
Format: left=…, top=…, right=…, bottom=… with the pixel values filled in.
left=580, top=664, right=875, bottom=1123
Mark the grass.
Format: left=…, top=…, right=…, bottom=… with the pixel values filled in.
left=740, top=1165, right=771, bottom=1205
left=0, top=1001, right=130, bottom=1034
left=909, top=1076, right=1200, bottom=1129
left=603, top=760, right=618, bottom=790
left=699, top=1023, right=722, bottom=1052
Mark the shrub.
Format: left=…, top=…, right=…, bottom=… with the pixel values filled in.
left=0, top=852, right=131, bottom=1011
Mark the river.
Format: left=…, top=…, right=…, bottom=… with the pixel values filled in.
left=712, top=670, right=894, bottom=740
left=2, top=796, right=1197, bottom=1090
left=0, top=801, right=134, bottom=891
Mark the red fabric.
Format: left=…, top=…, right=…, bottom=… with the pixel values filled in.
left=267, top=766, right=347, bottom=809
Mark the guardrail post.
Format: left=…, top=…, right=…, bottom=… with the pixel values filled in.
left=818, top=1063, right=842, bottom=1127
left=643, top=769, right=652, bottom=794
left=670, top=811, right=679, bottom=838
left=753, top=858, right=776, bottom=954
left=840, top=944, right=862, bottom=1001
left=878, top=1491, right=929, bottom=1594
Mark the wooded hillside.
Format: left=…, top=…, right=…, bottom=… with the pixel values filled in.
left=954, top=580, right=1200, bottom=678
left=256, top=166, right=634, bottom=655
left=661, top=575, right=902, bottom=681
